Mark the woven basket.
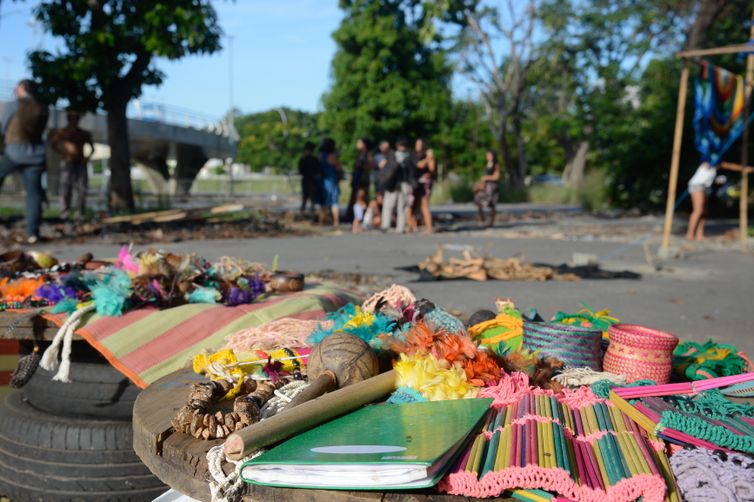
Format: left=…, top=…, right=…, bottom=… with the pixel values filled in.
left=522, top=321, right=603, bottom=370
left=603, top=324, right=678, bottom=384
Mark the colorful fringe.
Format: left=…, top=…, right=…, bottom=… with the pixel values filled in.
left=440, top=387, right=671, bottom=502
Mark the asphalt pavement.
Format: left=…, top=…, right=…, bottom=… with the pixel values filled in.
left=45, top=218, right=754, bottom=355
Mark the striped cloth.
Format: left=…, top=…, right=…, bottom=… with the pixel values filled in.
left=41, top=285, right=359, bottom=388
left=0, top=340, right=19, bottom=399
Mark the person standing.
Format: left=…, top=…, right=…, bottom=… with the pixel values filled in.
left=381, top=138, right=415, bottom=233
left=346, top=137, right=372, bottom=222
left=412, top=138, right=436, bottom=233
left=474, top=150, right=501, bottom=227
left=51, top=110, right=93, bottom=222
left=378, top=140, right=402, bottom=232
left=0, top=79, right=49, bottom=243
left=685, top=160, right=753, bottom=241
left=297, top=141, right=320, bottom=213
left=318, top=138, right=343, bottom=227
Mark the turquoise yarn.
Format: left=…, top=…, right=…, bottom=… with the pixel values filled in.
left=307, top=303, right=395, bottom=348
left=424, top=308, right=465, bottom=334
left=590, top=378, right=656, bottom=399
left=387, top=387, right=427, bottom=404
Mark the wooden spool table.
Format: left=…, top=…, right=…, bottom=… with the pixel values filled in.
left=0, top=311, right=79, bottom=341
left=134, top=367, right=513, bottom=502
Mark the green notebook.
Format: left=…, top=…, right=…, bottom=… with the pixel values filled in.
left=241, top=398, right=492, bottom=490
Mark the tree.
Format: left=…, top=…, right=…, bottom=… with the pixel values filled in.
left=29, top=1, right=222, bottom=211
left=235, top=108, right=322, bottom=173
left=458, top=0, right=538, bottom=190
left=319, top=0, right=454, bottom=166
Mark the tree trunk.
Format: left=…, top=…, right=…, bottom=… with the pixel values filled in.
left=512, top=114, right=528, bottom=189
left=106, top=102, right=135, bottom=211
left=686, top=0, right=727, bottom=50
left=562, top=141, right=590, bottom=187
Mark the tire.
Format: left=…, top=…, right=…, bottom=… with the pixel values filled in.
left=0, top=392, right=166, bottom=501
left=19, top=340, right=140, bottom=420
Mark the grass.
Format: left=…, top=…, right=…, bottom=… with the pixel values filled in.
left=527, top=170, right=609, bottom=211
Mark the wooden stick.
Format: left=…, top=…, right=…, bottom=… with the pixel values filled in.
left=739, top=8, right=754, bottom=251
left=677, top=43, right=754, bottom=59
left=661, top=60, right=691, bottom=251
left=223, top=369, right=396, bottom=459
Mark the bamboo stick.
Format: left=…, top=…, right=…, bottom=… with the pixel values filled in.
left=661, top=61, right=691, bottom=251
left=739, top=8, right=754, bottom=251
left=677, top=43, right=754, bottom=59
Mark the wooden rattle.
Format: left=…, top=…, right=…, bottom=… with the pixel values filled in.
left=287, top=332, right=379, bottom=408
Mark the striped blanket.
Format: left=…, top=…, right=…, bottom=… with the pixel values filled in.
left=42, top=284, right=359, bottom=388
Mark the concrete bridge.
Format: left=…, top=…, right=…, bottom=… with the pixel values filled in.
left=0, top=99, right=236, bottom=196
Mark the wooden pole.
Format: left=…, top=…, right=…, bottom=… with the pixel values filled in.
left=661, top=61, right=691, bottom=251
left=676, top=43, right=754, bottom=59
left=739, top=9, right=754, bottom=251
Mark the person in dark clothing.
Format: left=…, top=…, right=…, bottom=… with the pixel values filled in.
left=298, top=141, right=321, bottom=213
left=474, top=150, right=501, bottom=227
left=319, top=138, right=344, bottom=227
left=51, top=110, right=93, bottom=221
left=380, top=138, right=415, bottom=233
left=0, top=79, right=49, bottom=243
left=346, top=137, right=372, bottom=223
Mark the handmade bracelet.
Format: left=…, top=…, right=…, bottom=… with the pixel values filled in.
left=172, top=377, right=292, bottom=440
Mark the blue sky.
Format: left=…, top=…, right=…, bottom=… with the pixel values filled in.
left=0, top=1, right=344, bottom=118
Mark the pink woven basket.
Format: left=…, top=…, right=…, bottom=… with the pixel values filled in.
left=603, top=324, right=679, bottom=384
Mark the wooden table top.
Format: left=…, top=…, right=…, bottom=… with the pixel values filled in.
left=133, top=367, right=512, bottom=502
left=0, top=311, right=81, bottom=341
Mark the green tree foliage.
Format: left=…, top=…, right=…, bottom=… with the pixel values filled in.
left=234, top=108, right=322, bottom=173
left=29, top=0, right=222, bottom=211
left=524, top=0, right=753, bottom=209
left=319, top=0, right=454, bottom=166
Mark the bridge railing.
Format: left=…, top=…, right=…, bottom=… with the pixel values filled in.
left=0, top=78, right=236, bottom=139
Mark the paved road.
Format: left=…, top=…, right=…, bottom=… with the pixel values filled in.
left=47, top=224, right=754, bottom=356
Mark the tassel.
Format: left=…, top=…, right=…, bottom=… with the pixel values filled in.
left=52, top=322, right=75, bottom=383
left=40, top=313, right=76, bottom=372
left=40, top=304, right=94, bottom=381
left=9, top=346, right=41, bottom=388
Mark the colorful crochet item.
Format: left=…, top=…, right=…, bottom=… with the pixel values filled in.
left=673, top=339, right=750, bottom=380
left=440, top=392, right=671, bottom=502
left=523, top=321, right=603, bottom=371
left=670, top=447, right=754, bottom=502
left=424, top=307, right=466, bottom=335
left=469, top=300, right=524, bottom=356
left=635, top=391, right=754, bottom=454
left=603, top=324, right=678, bottom=384
left=590, top=379, right=655, bottom=400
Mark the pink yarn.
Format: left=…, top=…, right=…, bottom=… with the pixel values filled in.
left=441, top=465, right=666, bottom=502
left=560, top=386, right=603, bottom=408
left=478, top=371, right=554, bottom=407
left=362, top=284, right=416, bottom=312
left=442, top=377, right=671, bottom=502
left=224, top=318, right=330, bottom=352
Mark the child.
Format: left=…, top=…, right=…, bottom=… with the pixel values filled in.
left=352, top=187, right=368, bottom=232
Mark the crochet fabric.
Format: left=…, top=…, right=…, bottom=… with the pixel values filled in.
left=670, top=448, right=754, bottom=502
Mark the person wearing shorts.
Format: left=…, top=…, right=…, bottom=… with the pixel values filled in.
left=686, top=160, right=753, bottom=240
